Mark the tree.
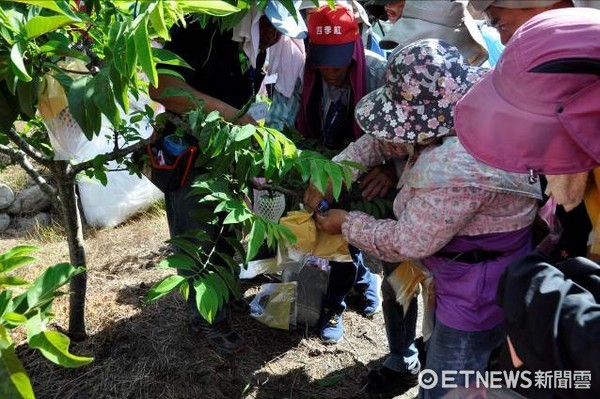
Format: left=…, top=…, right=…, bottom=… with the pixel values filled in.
left=0, top=0, right=241, bottom=339
left=0, top=0, right=344, bottom=338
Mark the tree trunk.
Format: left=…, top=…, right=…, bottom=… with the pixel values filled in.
left=53, top=161, right=88, bottom=341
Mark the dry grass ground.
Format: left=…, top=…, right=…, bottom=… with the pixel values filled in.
left=1, top=205, right=420, bottom=399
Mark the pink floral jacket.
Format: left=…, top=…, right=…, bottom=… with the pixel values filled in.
left=333, top=135, right=541, bottom=263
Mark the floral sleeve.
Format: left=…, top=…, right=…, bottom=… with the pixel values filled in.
left=341, top=186, right=493, bottom=262
left=332, top=135, right=408, bottom=181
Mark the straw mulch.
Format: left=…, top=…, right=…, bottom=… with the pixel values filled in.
left=3, top=210, right=419, bottom=399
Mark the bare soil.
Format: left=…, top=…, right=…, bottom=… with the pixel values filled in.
left=2, top=209, right=420, bottom=399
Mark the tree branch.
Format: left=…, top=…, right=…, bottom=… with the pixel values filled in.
left=7, top=128, right=53, bottom=166
left=249, top=177, right=302, bottom=198
left=70, top=129, right=161, bottom=176
left=0, top=144, right=60, bottom=207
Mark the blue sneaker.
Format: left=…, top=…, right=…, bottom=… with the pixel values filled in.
left=320, top=309, right=344, bottom=344
left=361, top=273, right=382, bottom=317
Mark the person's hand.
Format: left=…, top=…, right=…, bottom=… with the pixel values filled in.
left=359, top=163, right=397, bottom=200
left=314, top=209, right=348, bottom=235
left=507, top=336, right=524, bottom=368
left=303, top=180, right=333, bottom=212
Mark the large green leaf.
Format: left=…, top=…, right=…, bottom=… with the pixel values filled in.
left=133, top=16, right=157, bottom=87
left=145, top=275, right=186, bottom=302
left=178, top=0, right=239, bottom=16
left=24, top=15, right=76, bottom=39
left=156, top=254, right=196, bottom=272
left=193, top=277, right=219, bottom=323
left=246, top=218, right=266, bottom=262
left=28, top=330, right=93, bottom=368
left=148, top=0, right=168, bottom=39
left=9, top=0, right=80, bottom=20
left=66, top=75, right=92, bottom=137
left=0, top=276, right=29, bottom=289
left=152, top=47, right=191, bottom=69
left=23, top=263, right=82, bottom=312
left=9, top=42, right=31, bottom=82
left=92, top=71, right=120, bottom=127
left=0, top=344, right=34, bottom=399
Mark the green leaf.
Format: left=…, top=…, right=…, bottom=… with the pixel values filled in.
left=223, top=204, right=252, bottom=224
left=324, top=163, right=343, bottom=201
left=2, top=312, right=27, bottom=325
left=178, top=0, right=240, bottom=16
left=152, top=48, right=191, bottom=69
left=24, top=15, right=76, bottom=39
left=246, top=218, right=266, bottom=262
left=10, top=43, right=31, bottom=82
left=205, top=110, right=220, bottom=123
left=148, top=0, right=169, bottom=39
left=28, top=331, right=93, bottom=368
left=167, top=237, right=202, bottom=263
left=16, top=78, right=37, bottom=119
left=0, top=276, right=29, bottom=289
left=133, top=17, right=157, bottom=87
left=66, top=75, right=92, bottom=137
left=204, top=272, right=229, bottom=304
left=156, top=254, right=197, bottom=271
left=193, top=277, right=220, bottom=324
left=145, top=275, right=187, bottom=302
left=10, top=0, right=80, bottom=20
left=234, top=124, right=255, bottom=142
left=18, top=263, right=83, bottom=313
left=0, top=337, right=35, bottom=399
left=214, top=265, right=240, bottom=300
left=92, top=71, right=120, bottom=127
left=0, top=256, right=36, bottom=274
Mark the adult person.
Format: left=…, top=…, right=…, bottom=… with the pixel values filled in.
left=149, top=1, right=306, bottom=353
left=379, top=0, right=489, bottom=67
left=469, top=0, right=600, bottom=260
left=342, top=0, right=489, bottom=394
left=469, top=0, right=600, bottom=44
left=305, top=39, right=541, bottom=398
left=296, top=4, right=386, bottom=344
left=455, top=9, right=600, bottom=396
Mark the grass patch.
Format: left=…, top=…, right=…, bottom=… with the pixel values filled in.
left=0, top=164, right=29, bottom=192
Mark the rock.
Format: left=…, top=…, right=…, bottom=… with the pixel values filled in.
left=0, top=184, right=14, bottom=210
left=15, top=212, right=52, bottom=231
left=7, top=185, right=51, bottom=215
left=0, top=213, right=9, bottom=231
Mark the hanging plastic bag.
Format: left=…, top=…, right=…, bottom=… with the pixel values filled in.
left=279, top=210, right=351, bottom=262
left=386, top=261, right=427, bottom=316
left=281, top=254, right=329, bottom=327
left=250, top=282, right=297, bottom=330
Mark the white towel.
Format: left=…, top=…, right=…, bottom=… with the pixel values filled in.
left=267, top=35, right=305, bottom=98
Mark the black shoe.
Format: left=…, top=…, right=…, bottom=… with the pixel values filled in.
left=364, top=366, right=419, bottom=396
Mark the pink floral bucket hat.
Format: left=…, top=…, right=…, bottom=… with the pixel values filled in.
left=354, top=39, right=488, bottom=144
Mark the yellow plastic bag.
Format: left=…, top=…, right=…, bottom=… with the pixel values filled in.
left=279, top=210, right=351, bottom=262
left=249, top=282, right=297, bottom=330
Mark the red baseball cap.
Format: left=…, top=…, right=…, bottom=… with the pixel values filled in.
left=307, top=5, right=359, bottom=68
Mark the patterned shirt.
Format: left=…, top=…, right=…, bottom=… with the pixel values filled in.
left=334, top=134, right=538, bottom=263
